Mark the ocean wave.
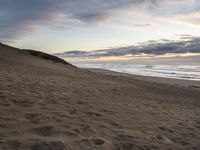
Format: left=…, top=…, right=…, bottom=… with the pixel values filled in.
left=72, top=62, right=200, bottom=81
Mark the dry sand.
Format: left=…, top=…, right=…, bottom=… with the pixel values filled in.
left=0, top=43, right=200, bottom=150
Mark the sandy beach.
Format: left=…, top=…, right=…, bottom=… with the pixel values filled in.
left=0, top=43, right=200, bottom=150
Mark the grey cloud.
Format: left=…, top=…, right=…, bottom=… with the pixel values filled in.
left=133, top=24, right=155, bottom=28
left=0, top=0, right=138, bottom=42
left=55, top=36, right=200, bottom=58
left=0, top=0, right=199, bottom=42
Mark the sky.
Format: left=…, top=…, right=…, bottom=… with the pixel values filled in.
left=1, top=0, right=200, bottom=53
left=55, top=36, right=200, bottom=61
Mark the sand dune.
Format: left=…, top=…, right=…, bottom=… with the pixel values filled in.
left=0, top=43, right=200, bottom=150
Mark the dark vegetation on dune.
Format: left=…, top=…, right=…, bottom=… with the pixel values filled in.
left=21, top=49, right=71, bottom=65
left=0, top=42, right=71, bottom=66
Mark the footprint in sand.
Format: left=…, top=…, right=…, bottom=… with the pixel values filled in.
left=112, top=133, right=148, bottom=150
left=158, top=126, right=173, bottom=133
left=93, top=138, right=105, bottom=145
left=31, top=125, right=59, bottom=136
left=11, top=99, right=34, bottom=107
left=32, top=141, right=67, bottom=150
left=25, top=113, right=42, bottom=124
left=3, top=140, right=24, bottom=150
left=86, top=111, right=102, bottom=117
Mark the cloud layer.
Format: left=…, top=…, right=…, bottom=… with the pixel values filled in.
left=55, top=36, right=200, bottom=58
left=0, top=0, right=200, bottom=42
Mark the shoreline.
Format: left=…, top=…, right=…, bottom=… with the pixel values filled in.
left=88, top=68, right=200, bottom=91
left=71, top=61, right=200, bottom=82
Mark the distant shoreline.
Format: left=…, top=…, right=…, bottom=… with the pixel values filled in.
left=88, top=68, right=200, bottom=91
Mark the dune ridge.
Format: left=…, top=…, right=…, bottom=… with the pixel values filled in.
left=0, top=43, right=200, bottom=150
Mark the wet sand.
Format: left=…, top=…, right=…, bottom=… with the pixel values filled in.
left=0, top=43, right=200, bottom=150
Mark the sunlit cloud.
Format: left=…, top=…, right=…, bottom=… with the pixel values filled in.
left=55, top=35, right=200, bottom=60
left=88, top=52, right=200, bottom=61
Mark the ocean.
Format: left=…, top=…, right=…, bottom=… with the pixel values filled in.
left=69, top=57, right=200, bottom=81
left=75, top=62, right=200, bottom=81
left=66, top=56, right=200, bottom=81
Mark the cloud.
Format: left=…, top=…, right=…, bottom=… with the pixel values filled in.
left=0, top=0, right=200, bottom=42
left=55, top=35, right=200, bottom=58
left=157, top=6, right=200, bottom=26
left=0, top=0, right=139, bottom=42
